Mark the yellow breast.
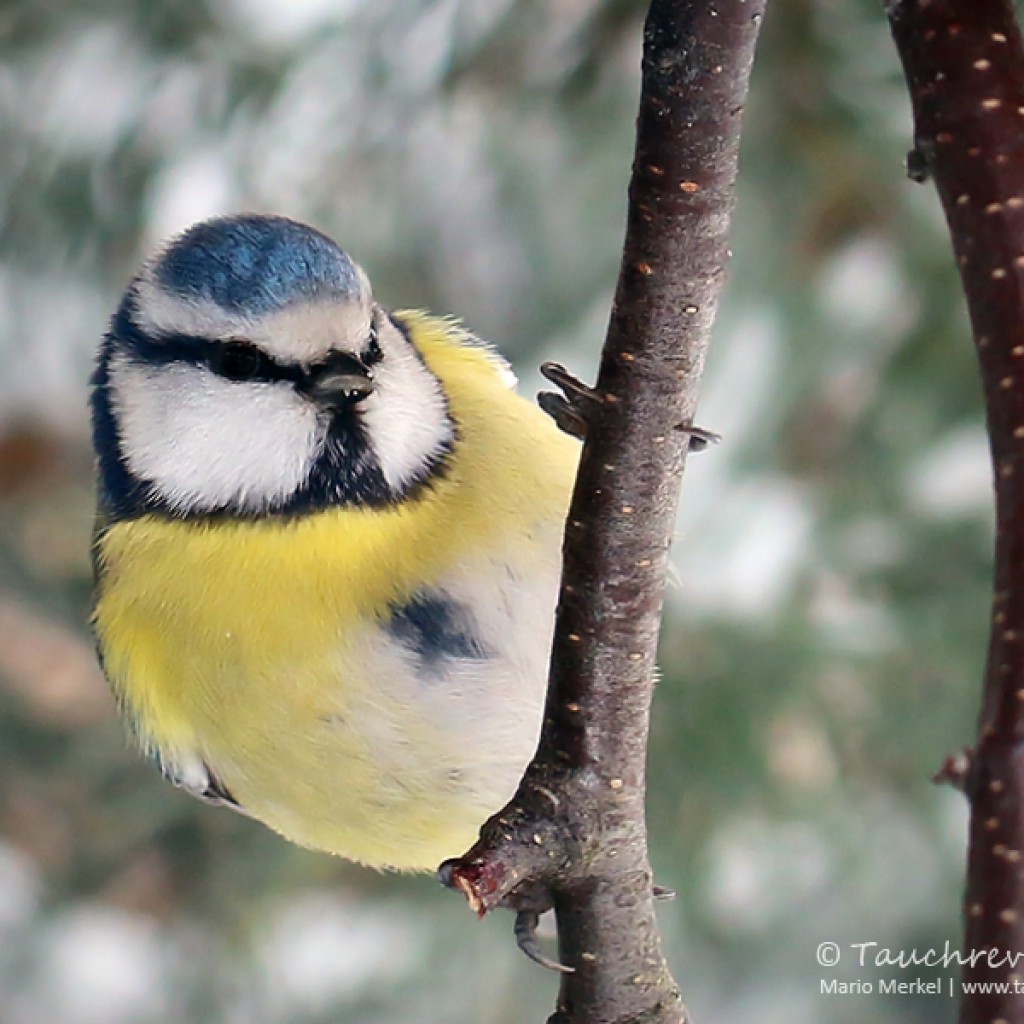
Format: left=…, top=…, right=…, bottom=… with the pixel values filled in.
left=93, top=313, right=577, bottom=868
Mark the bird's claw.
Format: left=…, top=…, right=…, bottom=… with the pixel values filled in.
left=677, top=424, right=721, bottom=452
left=537, top=392, right=589, bottom=441
left=540, top=361, right=600, bottom=405
left=512, top=882, right=670, bottom=971
left=515, top=909, right=574, bottom=974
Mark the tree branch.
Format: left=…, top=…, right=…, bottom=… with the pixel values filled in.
left=886, top=3, right=1024, bottom=1022
left=440, top=1, right=767, bottom=1020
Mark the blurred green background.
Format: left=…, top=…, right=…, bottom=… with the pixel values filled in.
left=0, top=0, right=999, bottom=1021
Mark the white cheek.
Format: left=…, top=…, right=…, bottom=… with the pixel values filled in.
left=110, top=355, right=322, bottom=513
left=360, top=345, right=453, bottom=492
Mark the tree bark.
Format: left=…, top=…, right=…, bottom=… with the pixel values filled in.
left=441, top=1, right=767, bottom=1021
left=886, top=2, right=1024, bottom=1023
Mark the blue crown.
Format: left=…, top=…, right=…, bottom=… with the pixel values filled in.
left=155, top=215, right=364, bottom=315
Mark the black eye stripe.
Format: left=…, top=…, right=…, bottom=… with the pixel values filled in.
left=114, top=304, right=376, bottom=389
left=137, top=334, right=306, bottom=385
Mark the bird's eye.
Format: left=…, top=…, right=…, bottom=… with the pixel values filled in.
left=365, top=320, right=383, bottom=365
left=210, top=342, right=264, bottom=381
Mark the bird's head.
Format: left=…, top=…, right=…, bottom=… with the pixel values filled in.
left=92, top=215, right=455, bottom=519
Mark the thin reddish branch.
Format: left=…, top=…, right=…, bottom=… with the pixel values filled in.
left=441, top=1, right=767, bottom=1021
left=886, top=2, right=1024, bottom=1022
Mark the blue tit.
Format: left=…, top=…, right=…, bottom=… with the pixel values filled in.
left=90, top=214, right=578, bottom=870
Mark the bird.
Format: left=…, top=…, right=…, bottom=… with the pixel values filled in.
left=91, top=213, right=579, bottom=872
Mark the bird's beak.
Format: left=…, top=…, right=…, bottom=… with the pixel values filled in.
left=307, top=350, right=376, bottom=409
left=309, top=371, right=375, bottom=409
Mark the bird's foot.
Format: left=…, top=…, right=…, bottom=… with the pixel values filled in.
left=501, top=881, right=674, bottom=971
left=537, top=362, right=600, bottom=441
left=538, top=361, right=720, bottom=452
left=678, top=425, right=721, bottom=452
left=440, top=858, right=676, bottom=973
left=439, top=861, right=573, bottom=973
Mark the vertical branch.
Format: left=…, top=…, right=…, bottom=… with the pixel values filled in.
left=886, top=2, right=1024, bottom=1022
left=441, top=1, right=767, bottom=1021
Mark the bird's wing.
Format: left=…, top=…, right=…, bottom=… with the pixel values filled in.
left=158, top=749, right=254, bottom=818
left=92, top=518, right=252, bottom=822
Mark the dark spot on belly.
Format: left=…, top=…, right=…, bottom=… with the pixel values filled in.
left=387, top=591, right=489, bottom=665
